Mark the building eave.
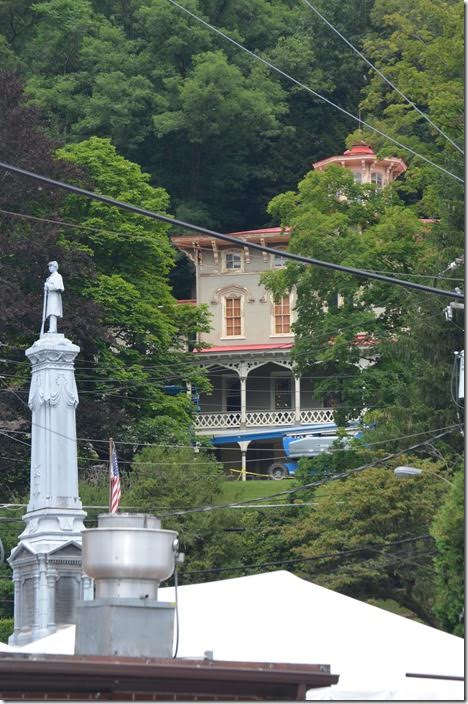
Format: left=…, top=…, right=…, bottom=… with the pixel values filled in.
left=0, top=654, right=339, bottom=700
left=172, top=227, right=291, bottom=251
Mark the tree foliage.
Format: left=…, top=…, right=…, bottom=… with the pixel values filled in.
left=431, top=465, right=464, bottom=636
left=0, top=75, right=210, bottom=501
left=0, top=0, right=375, bottom=229
left=0, top=0, right=463, bottom=633
left=124, top=446, right=296, bottom=583
left=285, top=458, right=448, bottom=625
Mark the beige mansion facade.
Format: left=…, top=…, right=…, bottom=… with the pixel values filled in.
left=173, top=143, right=407, bottom=478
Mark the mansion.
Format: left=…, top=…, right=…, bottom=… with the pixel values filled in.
left=173, top=143, right=407, bottom=478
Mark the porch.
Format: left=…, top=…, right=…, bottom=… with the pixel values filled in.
left=194, top=354, right=335, bottom=434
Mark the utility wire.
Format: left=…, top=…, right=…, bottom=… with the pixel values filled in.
left=0, top=418, right=458, bottom=453
left=1, top=208, right=463, bottom=282
left=0, top=538, right=436, bottom=585
left=179, top=534, right=433, bottom=576
left=163, top=0, right=463, bottom=184
left=159, top=427, right=458, bottom=516
left=301, top=0, right=464, bottom=155
left=0, top=161, right=462, bottom=300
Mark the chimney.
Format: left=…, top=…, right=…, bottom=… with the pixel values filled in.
left=75, top=513, right=179, bottom=658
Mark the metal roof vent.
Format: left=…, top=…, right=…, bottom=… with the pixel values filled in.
left=75, top=513, right=179, bottom=658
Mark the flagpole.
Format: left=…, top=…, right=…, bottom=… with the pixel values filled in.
left=108, top=437, right=112, bottom=513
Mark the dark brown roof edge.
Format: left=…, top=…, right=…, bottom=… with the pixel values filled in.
left=0, top=654, right=339, bottom=701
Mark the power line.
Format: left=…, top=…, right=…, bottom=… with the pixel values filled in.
left=0, top=207, right=463, bottom=283
left=0, top=430, right=31, bottom=448
left=0, top=538, right=437, bottom=587
left=179, top=534, right=433, bottom=576
left=0, top=304, right=457, bottom=373
left=0, top=418, right=459, bottom=454
left=301, top=0, right=464, bottom=155
left=158, top=427, right=459, bottom=516
left=0, top=161, right=462, bottom=300
left=163, top=0, right=463, bottom=184
left=0, top=357, right=399, bottom=381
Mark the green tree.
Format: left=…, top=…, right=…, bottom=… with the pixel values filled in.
left=262, top=164, right=463, bottom=447
left=0, top=72, right=106, bottom=499
left=0, top=0, right=377, bottom=229
left=0, top=79, right=210, bottom=499
left=349, top=0, right=463, bottom=242
left=285, top=458, right=448, bottom=625
left=152, top=49, right=289, bottom=227
left=124, top=446, right=302, bottom=583
left=431, top=466, right=464, bottom=636
left=55, top=136, right=211, bottom=453
left=126, top=446, right=245, bottom=582
left=265, top=166, right=433, bottom=420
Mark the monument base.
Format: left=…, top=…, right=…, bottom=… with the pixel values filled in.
left=8, top=540, right=93, bottom=647
left=75, top=599, right=175, bottom=658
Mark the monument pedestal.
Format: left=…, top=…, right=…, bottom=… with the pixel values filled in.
left=9, top=332, right=90, bottom=646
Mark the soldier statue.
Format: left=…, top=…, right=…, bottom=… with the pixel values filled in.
left=41, top=261, right=64, bottom=335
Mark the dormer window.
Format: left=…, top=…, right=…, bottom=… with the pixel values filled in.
left=371, top=172, right=383, bottom=188
left=272, top=247, right=287, bottom=268
left=223, top=250, right=243, bottom=272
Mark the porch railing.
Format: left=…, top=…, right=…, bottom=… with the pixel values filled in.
left=194, top=408, right=334, bottom=431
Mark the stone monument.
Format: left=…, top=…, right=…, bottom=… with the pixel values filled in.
left=8, top=262, right=91, bottom=646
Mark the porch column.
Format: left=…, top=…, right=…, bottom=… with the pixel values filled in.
left=294, top=376, right=301, bottom=423
left=239, top=365, right=247, bottom=427
left=238, top=440, right=250, bottom=482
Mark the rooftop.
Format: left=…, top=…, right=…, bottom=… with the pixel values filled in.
left=194, top=343, right=294, bottom=354
left=172, top=227, right=290, bottom=249
left=0, top=654, right=338, bottom=701
left=313, top=141, right=407, bottom=176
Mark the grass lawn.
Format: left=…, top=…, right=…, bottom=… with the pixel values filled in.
left=217, top=478, right=298, bottom=504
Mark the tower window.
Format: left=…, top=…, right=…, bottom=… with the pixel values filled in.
left=371, top=172, right=383, bottom=188
left=352, top=171, right=363, bottom=184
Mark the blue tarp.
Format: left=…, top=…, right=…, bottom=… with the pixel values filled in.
left=211, top=422, right=339, bottom=446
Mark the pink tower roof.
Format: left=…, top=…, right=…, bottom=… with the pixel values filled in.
left=313, top=141, right=406, bottom=176
left=343, top=142, right=375, bottom=156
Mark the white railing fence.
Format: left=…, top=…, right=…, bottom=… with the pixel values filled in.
left=195, top=412, right=241, bottom=429
left=195, top=408, right=334, bottom=431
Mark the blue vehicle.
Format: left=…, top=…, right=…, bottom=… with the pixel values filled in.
left=211, top=421, right=362, bottom=479
left=164, top=384, right=200, bottom=410
left=266, top=422, right=361, bottom=479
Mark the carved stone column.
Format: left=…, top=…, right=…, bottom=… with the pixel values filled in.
left=8, top=332, right=87, bottom=646
left=24, top=333, right=83, bottom=521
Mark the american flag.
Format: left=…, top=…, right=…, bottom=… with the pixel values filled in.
left=109, top=439, right=121, bottom=514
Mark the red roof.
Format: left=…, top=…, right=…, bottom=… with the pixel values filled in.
left=227, top=227, right=290, bottom=236
left=343, top=142, right=375, bottom=156
left=194, top=343, right=294, bottom=354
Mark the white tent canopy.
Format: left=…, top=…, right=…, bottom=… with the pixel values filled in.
left=11, top=571, right=464, bottom=700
